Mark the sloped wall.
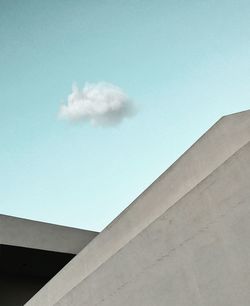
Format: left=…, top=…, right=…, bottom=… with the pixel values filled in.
left=26, top=110, right=250, bottom=306
left=56, top=142, right=250, bottom=306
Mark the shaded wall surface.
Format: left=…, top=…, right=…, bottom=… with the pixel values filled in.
left=0, top=244, right=74, bottom=306
left=0, top=274, right=47, bottom=306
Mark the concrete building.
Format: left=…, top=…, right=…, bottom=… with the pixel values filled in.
left=1, top=110, right=250, bottom=305
left=0, top=215, right=98, bottom=305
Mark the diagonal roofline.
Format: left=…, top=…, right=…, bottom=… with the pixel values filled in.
left=26, top=109, right=250, bottom=306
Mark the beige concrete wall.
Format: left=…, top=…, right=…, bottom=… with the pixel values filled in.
left=26, top=110, right=250, bottom=306
left=0, top=215, right=98, bottom=254
left=56, top=141, right=250, bottom=306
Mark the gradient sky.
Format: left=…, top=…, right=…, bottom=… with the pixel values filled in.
left=1, top=0, right=250, bottom=231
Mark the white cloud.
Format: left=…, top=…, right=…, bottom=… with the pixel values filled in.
left=59, top=82, right=136, bottom=126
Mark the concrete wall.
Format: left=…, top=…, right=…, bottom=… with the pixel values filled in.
left=0, top=216, right=98, bottom=306
left=26, top=110, right=250, bottom=306
left=0, top=215, right=98, bottom=254
left=54, top=141, right=250, bottom=306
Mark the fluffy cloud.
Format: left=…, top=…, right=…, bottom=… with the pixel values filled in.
left=59, top=82, right=136, bottom=126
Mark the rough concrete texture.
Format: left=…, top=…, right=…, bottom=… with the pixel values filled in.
left=26, top=110, right=250, bottom=306
left=0, top=214, right=98, bottom=254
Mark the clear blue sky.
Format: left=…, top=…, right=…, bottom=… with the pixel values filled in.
left=1, top=0, right=250, bottom=231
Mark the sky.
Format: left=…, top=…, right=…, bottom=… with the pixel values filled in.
left=0, top=0, right=250, bottom=231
